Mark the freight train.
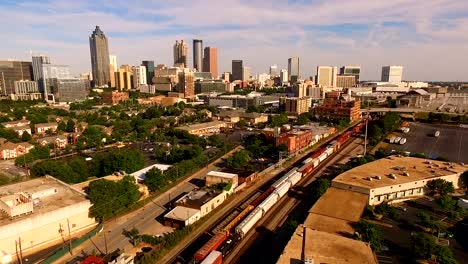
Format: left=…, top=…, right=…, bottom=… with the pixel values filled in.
left=192, top=122, right=365, bottom=263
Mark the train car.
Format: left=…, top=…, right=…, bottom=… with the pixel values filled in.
left=235, top=207, right=263, bottom=238
left=311, top=148, right=326, bottom=159
left=201, top=250, right=222, bottom=264
left=337, top=131, right=352, bottom=145
left=223, top=205, right=254, bottom=233
left=303, top=157, right=313, bottom=164
left=194, top=231, right=228, bottom=261
left=297, top=163, right=314, bottom=175
left=272, top=167, right=297, bottom=189
left=324, top=147, right=334, bottom=157
left=250, top=187, right=275, bottom=207
left=273, top=181, right=292, bottom=199
left=287, top=171, right=302, bottom=186
left=258, top=192, right=279, bottom=214
left=317, top=152, right=327, bottom=162
left=353, top=121, right=366, bottom=133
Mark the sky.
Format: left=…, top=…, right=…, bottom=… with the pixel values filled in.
left=1, top=0, right=468, bottom=81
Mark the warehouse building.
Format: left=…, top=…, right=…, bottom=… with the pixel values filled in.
left=332, top=156, right=468, bottom=205
left=205, top=171, right=238, bottom=191
left=177, top=121, right=227, bottom=136
left=0, top=176, right=97, bottom=262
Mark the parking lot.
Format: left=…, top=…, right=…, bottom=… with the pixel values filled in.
left=387, top=122, right=468, bottom=162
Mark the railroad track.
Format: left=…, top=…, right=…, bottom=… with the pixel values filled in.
left=224, top=136, right=363, bottom=263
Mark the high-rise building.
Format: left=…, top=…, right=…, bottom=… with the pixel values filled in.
left=340, top=66, right=361, bottom=83
left=316, top=66, right=338, bottom=87
left=174, top=40, right=189, bottom=67
left=49, top=78, right=87, bottom=102
left=231, top=60, right=243, bottom=82
left=0, top=61, right=33, bottom=95
left=177, top=69, right=194, bottom=98
left=308, top=86, right=321, bottom=99
left=115, top=65, right=133, bottom=90
left=279, top=97, right=312, bottom=115
left=221, top=72, right=230, bottom=83
left=242, top=67, right=251, bottom=81
left=109, top=55, right=117, bottom=88
left=288, top=57, right=300, bottom=81
left=269, top=64, right=278, bottom=77
left=292, top=83, right=308, bottom=98
left=89, top=26, right=111, bottom=87
left=32, top=55, right=50, bottom=83
left=42, top=64, right=71, bottom=95
left=142, top=61, right=155, bottom=84
left=280, top=69, right=288, bottom=84
left=193, top=39, right=203, bottom=71
left=203, top=47, right=218, bottom=79
left=336, top=75, right=356, bottom=88
left=132, top=65, right=147, bottom=88
left=381, top=66, right=403, bottom=84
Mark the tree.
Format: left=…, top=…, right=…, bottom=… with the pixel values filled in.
left=236, top=119, right=248, bottom=128
left=354, top=220, right=383, bottom=251
left=226, top=150, right=251, bottom=169
left=412, top=232, right=437, bottom=259
left=296, top=113, right=310, bottom=125
left=427, top=179, right=455, bottom=196
left=270, top=113, right=288, bottom=127
left=65, top=119, right=75, bottom=133
left=122, top=228, right=140, bottom=246
left=310, top=179, right=331, bottom=201
left=57, top=121, right=67, bottom=132
left=144, top=168, right=165, bottom=192
left=21, top=131, right=32, bottom=142
left=437, top=195, right=457, bottom=210
left=435, top=245, right=458, bottom=264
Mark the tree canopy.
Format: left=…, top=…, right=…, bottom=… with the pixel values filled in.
left=427, top=179, right=455, bottom=196
left=354, top=220, right=383, bottom=252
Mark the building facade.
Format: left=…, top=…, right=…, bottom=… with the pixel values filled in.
left=177, top=70, right=195, bottom=98
left=193, top=39, right=203, bottom=71
left=316, top=66, right=337, bottom=87
left=173, top=40, right=189, bottom=67
left=142, top=60, right=155, bottom=84
left=0, top=61, right=33, bottom=95
left=242, top=66, right=251, bottom=81
left=132, top=65, right=147, bottom=88
left=116, top=65, right=133, bottom=90
left=109, top=55, right=117, bottom=88
left=49, top=78, right=87, bottom=102
left=102, top=91, right=129, bottom=105
left=269, top=64, right=278, bottom=77
left=340, top=66, right=361, bottom=83
left=195, top=79, right=227, bottom=94
left=231, top=60, right=243, bottom=82
left=89, top=26, right=111, bottom=87
left=288, top=57, right=300, bottom=81
left=280, top=69, right=288, bottom=84
left=203, top=47, right=218, bottom=79
left=280, top=97, right=312, bottom=115
left=336, top=75, right=356, bottom=88
left=32, top=55, right=50, bottom=92
left=381, top=65, right=403, bottom=84
left=314, top=99, right=361, bottom=121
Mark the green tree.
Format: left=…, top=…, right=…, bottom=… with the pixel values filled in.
left=412, top=232, right=437, bottom=259
left=354, top=220, right=383, bottom=251
left=270, top=113, right=288, bottom=127
left=122, top=228, right=140, bottom=246
left=65, top=119, right=75, bottom=133
left=226, top=150, right=251, bottom=169
left=144, top=168, right=165, bottom=192
left=435, top=245, right=458, bottom=264
left=57, top=121, right=67, bottom=132
left=310, top=179, right=331, bottom=201
left=437, top=195, right=457, bottom=210
left=427, top=179, right=455, bottom=196
left=296, top=113, right=310, bottom=125
left=20, top=131, right=32, bottom=142
left=236, top=119, right=248, bottom=128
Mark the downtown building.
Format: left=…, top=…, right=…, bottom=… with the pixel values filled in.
left=0, top=60, right=34, bottom=96
left=203, top=47, right=218, bottom=79
left=142, top=60, right=155, bottom=85
left=174, top=40, right=189, bottom=67
left=288, top=57, right=300, bottom=83
left=89, top=26, right=111, bottom=87
left=193, top=39, right=203, bottom=72
left=231, top=60, right=243, bottom=82
left=381, top=65, right=403, bottom=84
left=340, top=66, right=361, bottom=83
left=109, top=55, right=118, bottom=88
left=316, top=66, right=338, bottom=87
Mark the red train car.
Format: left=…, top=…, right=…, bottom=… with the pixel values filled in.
left=353, top=122, right=366, bottom=133
left=250, top=187, right=275, bottom=207
left=298, top=162, right=314, bottom=175
left=311, top=148, right=326, bottom=159
left=337, top=131, right=352, bottom=144
left=194, top=231, right=228, bottom=261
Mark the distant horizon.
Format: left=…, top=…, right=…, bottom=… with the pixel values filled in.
left=1, top=0, right=468, bottom=81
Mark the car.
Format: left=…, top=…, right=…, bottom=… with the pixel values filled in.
left=396, top=206, right=407, bottom=212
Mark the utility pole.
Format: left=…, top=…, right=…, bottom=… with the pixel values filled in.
left=104, top=232, right=108, bottom=254
left=67, top=219, right=73, bottom=255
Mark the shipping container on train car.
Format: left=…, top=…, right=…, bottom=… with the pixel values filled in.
left=311, top=148, right=327, bottom=159
left=337, top=132, right=352, bottom=145
left=287, top=171, right=302, bottom=186
left=303, top=157, right=313, bottom=164
left=324, top=147, right=334, bottom=156
left=250, top=187, right=275, bottom=207
left=201, top=250, right=222, bottom=264
left=318, top=152, right=328, bottom=162
left=258, top=192, right=279, bottom=214
left=298, top=162, right=314, bottom=175
left=223, top=205, right=254, bottom=233
left=274, top=181, right=291, bottom=198
left=272, top=168, right=297, bottom=189
left=235, top=207, right=263, bottom=238
left=194, top=231, right=228, bottom=261
left=353, top=122, right=366, bottom=133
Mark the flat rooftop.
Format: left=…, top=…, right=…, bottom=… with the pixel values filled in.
left=164, top=206, right=199, bottom=221
left=177, top=121, right=226, bottom=131
left=276, top=226, right=377, bottom=264
left=0, top=176, right=88, bottom=225
left=176, top=189, right=221, bottom=208
left=333, top=156, right=468, bottom=190
left=207, top=171, right=237, bottom=179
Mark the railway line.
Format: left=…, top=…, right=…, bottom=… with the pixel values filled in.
left=167, top=121, right=366, bottom=264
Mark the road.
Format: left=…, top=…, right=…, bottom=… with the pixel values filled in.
left=55, top=146, right=242, bottom=263
left=225, top=137, right=364, bottom=264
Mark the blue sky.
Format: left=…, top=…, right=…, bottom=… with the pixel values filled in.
left=1, top=0, right=468, bottom=81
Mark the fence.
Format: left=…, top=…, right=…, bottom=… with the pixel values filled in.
left=41, top=224, right=103, bottom=264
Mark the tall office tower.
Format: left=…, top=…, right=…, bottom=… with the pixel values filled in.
left=132, top=65, right=147, bottom=88
left=269, top=64, right=278, bottom=77
left=142, top=61, right=155, bottom=84
left=242, top=67, right=251, bottom=81
left=116, top=65, right=133, bottom=90
left=173, top=40, right=189, bottom=67
left=193, top=39, right=203, bottom=71
left=32, top=55, right=50, bottom=93
left=340, top=66, right=361, bottom=83
left=178, top=69, right=195, bottom=98
left=109, top=55, right=117, bottom=88
left=316, top=66, right=338, bottom=87
left=0, top=61, right=33, bottom=95
left=89, top=26, right=111, bottom=87
left=231, top=60, right=243, bottom=81
left=288, top=57, right=300, bottom=81
left=280, top=69, right=288, bottom=84
left=221, top=72, right=230, bottom=82
left=203, top=47, right=218, bottom=79
left=292, top=83, right=308, bottom=97
left=381, top=66, right=403, bottom=84
left=42, top=64, right=72, bottom=96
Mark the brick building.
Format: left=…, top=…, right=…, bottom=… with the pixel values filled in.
left=314, top=99, right=361, bottom=122
left=102, top=90, right=129, bottom=105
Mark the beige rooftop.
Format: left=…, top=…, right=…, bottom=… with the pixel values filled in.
left=333, top=155, right=468, bottom=190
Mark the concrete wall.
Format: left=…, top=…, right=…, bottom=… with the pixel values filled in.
left=0, top=200, right=96, bottom=257
left=200, top=192, right=227, bottom=217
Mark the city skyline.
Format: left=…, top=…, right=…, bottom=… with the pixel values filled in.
left=1, top=0, right=468, bottom=81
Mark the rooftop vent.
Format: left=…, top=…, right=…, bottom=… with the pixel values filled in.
left=374, top=176, right=382, bottom=180
left=390, top=174, right=397, bottom=179
left=430, top=170, right=436, bottom=173
left=403, top=172, right=410, bottom=176
left=366, top=177, right=373, bottom=181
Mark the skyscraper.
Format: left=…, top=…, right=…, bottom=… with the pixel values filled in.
left=231, top=60, right=243, bottom=82
left=89, top=26, right=111, bottom=87
left=340, top=66, right=361, bottom=83
left=269, top=64, right=278, bottom=77
left=0, top=61, right=33, bottom=95
left=193, top=39, right=203, bottom=71
left=132, top=65, right=147, bottom=88
left=174, top=40, right=188, bottom=67
left=142, top=61, right=155, bottom=84
left=316, top=66, right=338, bottom=87
left=280, top=69, right=288, bottom=84
left=242, top=67, right=251, bottom=81
left=203, top=47, right=218, bottom=79
left=178, top=69, right=194, bottom=98
left=32, top=55, right=50, bottom=93
left=381, top=66, right=403, bottom=84
left=109, top=55, right=117, bottom=88
left=288, top=57, right=300, bottom=81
